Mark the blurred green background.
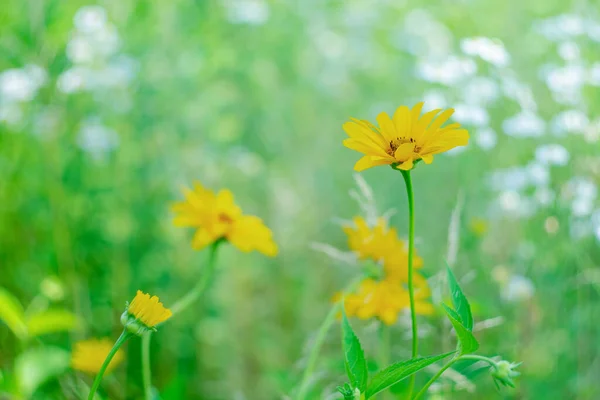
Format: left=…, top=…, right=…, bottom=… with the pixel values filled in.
left=1, top=0, right=599, bottom=399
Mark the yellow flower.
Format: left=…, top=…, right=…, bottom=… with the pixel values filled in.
left=71, top=338, right=124, bottom=375
left=343, top=216, right=423, bottom=282
left=127, top=290, right=172, bottom=328
left=172, top=181, right=278, bottom=256
left=342, top=277, right=434, bottom=325
left=343, top=102, right=469, bottom=171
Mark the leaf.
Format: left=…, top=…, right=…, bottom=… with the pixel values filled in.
left=341, top=312, right=368, bottom=392
left=15, top=346, right=70, bottom=396
left=365, top=352, right=455, bottom=399
left=446, top=264, right=473, bottom=331
left=26, top=309, right=80, bottom=337
left=0, top=287, right=28, bottom=340
left=443, top=304, right=479, bottom=355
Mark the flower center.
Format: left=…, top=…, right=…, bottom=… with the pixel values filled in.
left=218, top=213, right=233, bottom=224
left=388, top=137, right=416, bottom=156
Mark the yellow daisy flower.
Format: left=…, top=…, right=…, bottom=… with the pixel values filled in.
left=127, top=290, right=172, bottom=329
left=343, top=102, right=469, bottom=171
left=342, top=277, right=434, bottom=325
left=71, top=338, right=124, bottom=375
left=172, top=181, right=278, bottom=257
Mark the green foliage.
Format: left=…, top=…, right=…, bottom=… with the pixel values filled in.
left=443, top=304, right=479, bottom=355
left=26, top=309, right=80, bottom=337
left=341, top=313, right=368, bottom=393
left=365, top=352, right=455, bottom=399
left=446, top=265, right=473, bottom=331
left=14, top=347, right=70, bottom=397
left=0, top=288, right=27, bottom=340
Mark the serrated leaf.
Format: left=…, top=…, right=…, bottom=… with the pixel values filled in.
left=0, top=287, right=28, bottom=340
left=15, top=346, right=70, bottom=396
left=26, top=309, right=80, bottom=337
left=446, top=265, right=473, bottom=331
left=341, top=313, right=368, bottom=392
left=365, top=352, right=455, bottom=398
left=443, top=304, right=479, bottom=354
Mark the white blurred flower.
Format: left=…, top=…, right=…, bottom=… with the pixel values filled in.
left=535, top=144, right=570, bottom=166
left=535, top=14, right=585, bottom=41
left=0, top=103, right=23, bottom=125
left=225, top=0, right=269, bottom=25
left=535, top=187, right=555, bottom=206
left=417, top=56, right=477, bottom=86
left=502, top=111, right=545, bottom=138
left=57, top=67, right=87, bottom=93
left=461, top=37, right=510, bottom=67
left=551, top=109, right=589, bottom=136
left=475, top=127, right=497, bottom=150
left=588, top=63, right=600, bottom=86
left=463, top=76, right=499, bottom=105
left=557, top=41, right=580, bottom=61
left=422, top=90, right=447, bottom=110
left=453, top=103, right=489, bottom=126
left=77, top=119, right=119, bottom=160
left=230, top=147, right=265, bottom=177
left=74, top=6, right=107, bottom=33
left=0, top=65, right=47, bottom=102
left=544, top=65, right=585, bottom=104
left=570, top=217, right=592, bottom=239
left=572, top=198, right=594, bottom=217
left=502, top=275, right=535, bottom=302
left=527, top=162, right=550, bottom=187
left=489, top=168, right=529, bottom=191
left=402, top=10, right=453, bottom=58
left=500, top=74, right=537, bottom=111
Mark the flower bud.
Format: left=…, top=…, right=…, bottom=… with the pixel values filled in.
left=491, top=360, right=521, bottom=388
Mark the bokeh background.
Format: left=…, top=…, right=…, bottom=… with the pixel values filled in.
left=1, top=0, right=599, bottom=399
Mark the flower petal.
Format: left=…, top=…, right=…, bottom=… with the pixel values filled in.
left=376, top=112, right=397, bottom=143
left=353, top=155, right=391, bottom=171
left=393, top=142, right=415, bottom=161
left=413, top=108, right=441, bottom=143
left=397, top=158, right=414, bottom=170
left=420, top=154, right=434, bottom=164
left=392, top=105, right=412, bottom=138
left=343, top=138, right=390, bottom=158
left=343, top=120, right=387, bottom=148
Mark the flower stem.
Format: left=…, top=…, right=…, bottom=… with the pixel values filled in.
left=88, top=330, right=131, bottom=400
left=142, top=333, right=152, bottom=400
left=412, top=354, right=499, bottom=400
left=140, top=241, right=222, bottom=399
left=400, top=169, right=418, bottom=398
left=296, top=278, right=360, bottom=400
left=378, top=324, right=391, bottom=400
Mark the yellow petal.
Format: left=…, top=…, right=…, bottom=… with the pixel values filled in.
left=392, top=105, right=411, bottom=138
left=343, top=138, right=389, bottom=158
left=396, top=158, right=414, bottom=170
left=353, top=155, right=391, bottom=171
left=191, top=229, right=217, bottom=250
left=343, top=120, right=387, bottom=148
left=227, top=215, right=278, bottom=257
left=410, top=102, right=424, bottom=134
left=413, top=108, right=441, bottom=142
left=424, top=108, right=455, bottom=138
left=420, top=154, right=434, bottom=164
left=376, top=112, right=397, bottom=143
left=393, top=142, right=415, bottom=161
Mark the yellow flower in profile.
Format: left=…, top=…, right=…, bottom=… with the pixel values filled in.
left=172, top=181, right=278, bottom=257
left=71, top=339, right=124, bottom=375
left=343, top=102, right=469, bottom=171
left=342, top=277, right=434, bottom=325
left=127, top=290, right=172, bottom=328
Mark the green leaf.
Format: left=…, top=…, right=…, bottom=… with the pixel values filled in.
left=365, top=352, right=455, bottom=399
left=15, top=346, right=70, bottom=396
left=443, top=304, right=479, bottom=354
left=446, top=264, right=473, bottom=331
left=341, top=312, right=368, bottom=392
left=26, top=309, right=80, bottom=337
left=0, top=287, right=28, bottom=340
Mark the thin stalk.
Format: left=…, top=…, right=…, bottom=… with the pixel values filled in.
left=140, top=241, right=222, bottom=399
left=88, top=331, right=131, bottom=400
left=378, top=325, right=391, bottom=400
left=400, top=169, right=418, bottom=398
left=412, top=354, right=499, bottom=400
left=296, top=278, right=360, bottom=400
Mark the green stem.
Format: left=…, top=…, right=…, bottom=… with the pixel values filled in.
left=378, top=325, right=391, bottom=400
left=88, top=331, right=131, bottom=400
left=142, top=333, right=152, bottom=400
left=400, top=169, right=418, bottom=398
left=412, top=354, right=499, bottom=400
left=296, top=278, right=360, bottom=400
left=140, top=241, right=222, bottom=399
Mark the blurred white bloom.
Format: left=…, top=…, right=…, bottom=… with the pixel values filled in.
left=535, top=144, right=570, bottom=166
left=403, top=10, right=453, bottom=58
left=502, top=275, right=535, bottom=302
left=314, top=30, right=347, bottom=60
left=489, top=168, right=530, bottom=191
left=527, top=162, right=550, bottom=187
left=500, top=74, right=537, bottom=111
left=551, top=109, right=589, bottom=136
left=499, top=191, right=521, bottom=211
left=588, top=22, right=600, bottom=42
left=32, top=107, right=61, bottom=139
left=496, top=191, right=537, bottom=218
left=77, top=119, right=119, bottom=160
left=0, top=65, right=47, bottom=102
left=422, top=90, right=447, bottom=110
left=572, top=198, right=594, bottom=217
left=0, top=103, right=23, bottom=125
left=225, top=0, right=269, bottom=25
left=544, top=65, right=585, bottom=104
left=475, top=127, right=497, bottom=150
left=67, top=36, right=95, bottom=64
left=557, top=41, right=580, bottom=61
left=535, top=187, right=555, bottom=207
left=417, top=56, right=477, bottom=86
left=502, top=111, right=545, bottom=138
left=535, top=14, right=585, bottom=41
left=57, top=67, right=87, bottom=93
left=74, top=6, right=107, bottom=33
left=588, top=63, right=600, bottom=86
left=583, top=119, right=600, bottom=143
left=461, top=37, right=510, bottom=67
left=463, top=76, right=499, bottom=105
left=230, top=148, right=265, bottom=177
left=595, top=225, right=600, bottom=242
left=591, top=209, right=600, bottom=228
left=570, top=217, right=592, bottom=239
left=453, top=103, right=489, bottom=126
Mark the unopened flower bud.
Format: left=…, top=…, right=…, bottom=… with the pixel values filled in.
left=491, top=360, right=521, bottom=388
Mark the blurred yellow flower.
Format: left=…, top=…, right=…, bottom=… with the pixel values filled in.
left=343, top=102, right=469, bottom=171
left=172, top=181, right=278, bottom=256
left=469, top=217, right=489, bottom=237
left=343, top=216, right=423, bottom=282
left=128, top=290, right=172, bottom=328
left=71, top=338, right=124, bottom=375
left=342, top=277, right=434, bottom=325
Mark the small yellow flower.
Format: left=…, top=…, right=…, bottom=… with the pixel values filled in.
left=343, top=102, right=469, bottom=171
left=172, top=181, right=278, bottom=256
left=127, top=290, right=172, bottom=328
left=342, top=277, right=433, bottom=325
left=71, top=338, right=124, bottom=375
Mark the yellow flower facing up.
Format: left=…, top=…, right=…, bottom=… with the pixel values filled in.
left=342, top=277, right=434, bottom=325
left=71, top=339, right=124, bottom=375
left=172, top=181, right=278, bottom=257
left=343, top=102, right=469, bottom=171
left=121, top=291, right=172, bottom=335
left=343, top=216, right=423, bottom=282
